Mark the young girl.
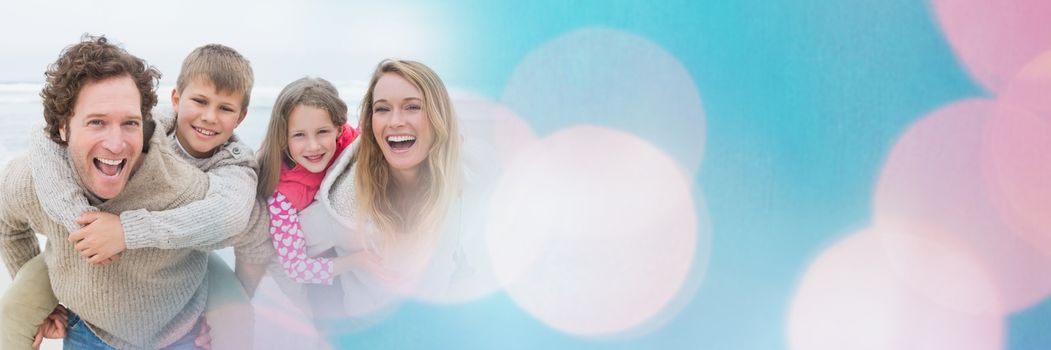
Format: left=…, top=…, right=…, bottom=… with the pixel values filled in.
left=256, top=77, right=362, bottom=285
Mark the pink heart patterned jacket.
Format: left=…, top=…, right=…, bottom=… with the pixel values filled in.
left=269, top=123, right=358, bottom=284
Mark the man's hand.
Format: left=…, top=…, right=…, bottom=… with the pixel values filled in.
left=194, top=316, right=212, bottom=350
left=68, top=212, right=126, bottom=265
left=32, top=305, right=67, bottom=348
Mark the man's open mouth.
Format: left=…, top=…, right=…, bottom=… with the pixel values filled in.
left=94, top=157, right=126, bottom=177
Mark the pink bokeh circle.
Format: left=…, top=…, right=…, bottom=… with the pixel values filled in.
left=874, top=99, right=1051, bottom=312
left=982, top=50, right=1051, bottom=257
left=453, top=92, right=539, bottom=171
left=932, top=0, right=1051, bottom=93
left=788, top=230, right=1003, bottom=350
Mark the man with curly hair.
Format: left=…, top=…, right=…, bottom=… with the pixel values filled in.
left=0, top=35, right=263, bottom=349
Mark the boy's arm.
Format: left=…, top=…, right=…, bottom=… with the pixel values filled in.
left=58, top=148, right=257, bottom=259
left=34, top=127, right=256, bottom=259
left=28, top=128, right=99, bottom=234
left=120, top=151, right=257, bottom=250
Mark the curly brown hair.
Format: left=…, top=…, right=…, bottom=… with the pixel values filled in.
left=40, top=34, right=161, bottom=147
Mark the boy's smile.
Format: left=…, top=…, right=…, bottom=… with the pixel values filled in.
left=172, top=77, right=246, bottom=158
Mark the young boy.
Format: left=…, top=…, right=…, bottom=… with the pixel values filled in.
left=0, top=43, right=273, bottom=349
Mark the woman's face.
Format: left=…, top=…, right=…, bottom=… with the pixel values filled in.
left=371, top=73, right=433, bottom=182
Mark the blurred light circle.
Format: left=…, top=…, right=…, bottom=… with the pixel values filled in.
left=932, top=0, right=1051, bottom=93
left=502, top=27, right=706, bottom=177
left=485, top=126, right=705, bottom=336
left=454, top=93, right=539, bottom=173
left=787, top=231, right=1002, bottom=350
left=874, top=99, right=1051, bottom=312
left=982, top=50, right=1051, bottom=257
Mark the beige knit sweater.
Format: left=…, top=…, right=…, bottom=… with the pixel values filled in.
left=0, top=128, right=213, bottom=349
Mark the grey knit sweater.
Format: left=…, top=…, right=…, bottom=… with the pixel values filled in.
left=0, top=127, right=219, bottom=348
left=27, top=112, right=272, bottom=264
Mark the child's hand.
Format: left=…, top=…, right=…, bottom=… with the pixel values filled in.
left=96, top=252, right=122, bottom=266
left=68, top=212, right=127, bottom=265
left=194, top=316, right=212, bottom=350
left=32, top=305, right=67, bottom=348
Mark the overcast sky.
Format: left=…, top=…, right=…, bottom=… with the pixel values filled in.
left=1, top=1, right=464, bottom=87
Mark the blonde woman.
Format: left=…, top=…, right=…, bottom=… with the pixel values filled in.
left=270, top=60, right=476, bottom=332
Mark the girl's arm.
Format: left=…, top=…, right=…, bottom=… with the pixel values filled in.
left=269, top=191, right=336, bottom=284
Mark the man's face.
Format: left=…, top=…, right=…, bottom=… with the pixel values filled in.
left=59, top=75, right=145, bottom=200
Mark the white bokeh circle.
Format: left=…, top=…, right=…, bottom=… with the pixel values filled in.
left=485, top=126, right=704, bottom=336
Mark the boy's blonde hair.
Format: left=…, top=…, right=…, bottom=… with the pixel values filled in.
left=176, top=44, right=254, bottom=109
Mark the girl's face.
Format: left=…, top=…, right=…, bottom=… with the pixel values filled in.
left=287, top=105, right=340, bottom=173
left=371, top=73, right=433, bottom=182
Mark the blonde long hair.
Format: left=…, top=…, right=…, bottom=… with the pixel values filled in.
left=355, top=59, right=461, bottom=248
left=257, top=77, right=348, bottom=200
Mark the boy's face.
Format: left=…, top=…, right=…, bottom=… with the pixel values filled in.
left=60, top=75, right=145, bottom=199
left=172, top=78, right=246, bottom=158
